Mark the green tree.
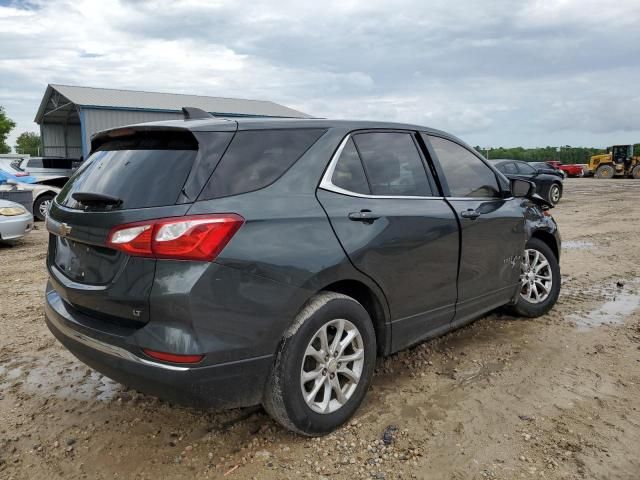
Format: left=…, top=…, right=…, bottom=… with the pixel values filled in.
left=0, top=106, right=16, bottom=154
left=15, top=131, right=41, bottom=155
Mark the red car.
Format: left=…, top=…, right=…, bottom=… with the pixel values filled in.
left=545, top=160, right=584, bottom=177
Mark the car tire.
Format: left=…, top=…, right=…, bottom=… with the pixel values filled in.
left=34, top=193, right=55, bottom=221
left=263, top=292, right=377, bottom=436
left=547, top=183, right=562, bottom=206
left=594, top=164, right=615, bottom=179
left=505, top=237, right=560, bottom=318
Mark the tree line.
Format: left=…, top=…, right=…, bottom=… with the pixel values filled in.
left=473, top=146, right=613, bottom=164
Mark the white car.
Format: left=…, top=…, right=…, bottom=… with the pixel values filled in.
left=10, top=157, right=74, bottom=187
left=0, top=199, right=33, bottom=242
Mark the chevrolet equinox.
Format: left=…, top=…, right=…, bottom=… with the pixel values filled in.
left=44, top=111, right=561, bottom=435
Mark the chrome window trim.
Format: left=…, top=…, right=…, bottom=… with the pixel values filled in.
left=319, top=134, right=444, bottom=200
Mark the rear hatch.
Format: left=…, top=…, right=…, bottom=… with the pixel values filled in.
left=46, top=127, right=234, bottom=327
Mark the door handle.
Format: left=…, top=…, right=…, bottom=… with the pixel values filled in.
left=460, top=209, right=481, bottom=220
left=348, top=210, right=380, bottom=223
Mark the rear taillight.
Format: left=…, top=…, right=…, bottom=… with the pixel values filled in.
left=106, top=214, right=244, bottom=261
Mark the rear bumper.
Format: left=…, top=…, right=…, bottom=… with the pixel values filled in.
left=44, top=287, right=273, bottom=409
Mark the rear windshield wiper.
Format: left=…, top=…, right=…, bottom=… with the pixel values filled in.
left=72, top=192, right=123, bottom=207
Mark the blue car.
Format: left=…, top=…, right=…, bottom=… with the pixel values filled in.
left=0, top=169, right=38, bottom=184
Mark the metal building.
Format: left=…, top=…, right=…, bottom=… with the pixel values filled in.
left=34, top=84, right=311, bottom=159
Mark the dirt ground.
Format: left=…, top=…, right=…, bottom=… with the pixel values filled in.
left=1, top=178, right=639, bottom=480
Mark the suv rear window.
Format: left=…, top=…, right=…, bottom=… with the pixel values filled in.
left=56, top=131, right=198, bottom=210
left=199, top=129, right=326, bottom=199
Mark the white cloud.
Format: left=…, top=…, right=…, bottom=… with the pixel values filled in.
left=1, top=0, right=639, bottom=149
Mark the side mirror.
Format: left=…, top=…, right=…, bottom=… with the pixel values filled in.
left=511, top=178, right=535, bottom=197
left=6, top=179, right=18, bottom=186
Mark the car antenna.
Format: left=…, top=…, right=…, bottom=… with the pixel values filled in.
left=182, top=107, right=213, bottom=120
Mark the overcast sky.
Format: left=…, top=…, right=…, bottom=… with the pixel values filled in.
left=1, top=0, right=639, bottom=150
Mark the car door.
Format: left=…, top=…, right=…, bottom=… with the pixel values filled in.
left=423, top=135, right=525, bottom=328
left=317, top=130, right=460, bottom=351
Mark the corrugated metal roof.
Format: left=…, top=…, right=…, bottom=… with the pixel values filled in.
left=35, top=84, right=311, bottom=122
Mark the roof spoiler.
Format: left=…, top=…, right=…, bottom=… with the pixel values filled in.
left=182, top=107, right=213, bottom=120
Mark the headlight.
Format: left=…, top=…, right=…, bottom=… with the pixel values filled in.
left=0, top=206, right=27, bottom=216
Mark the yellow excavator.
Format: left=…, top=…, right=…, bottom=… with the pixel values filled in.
left=588, top=144, right=640, bottom=178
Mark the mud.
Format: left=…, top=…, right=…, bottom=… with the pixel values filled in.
left=1, top=178, right=639, bottom=480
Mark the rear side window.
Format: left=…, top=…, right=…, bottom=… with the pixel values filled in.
left=352, top=132, right=432, bottom=196
left=331, top=138, right=370, bottom=194
left=27, top=158, right=43, bottom=168
left=199, top=129, right=326, bottom=199
left=56, top=131, right=198, bottom=210
left=427, top=136, right=501, bottom=198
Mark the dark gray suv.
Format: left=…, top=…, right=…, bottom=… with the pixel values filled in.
left=44, top=113, right=561, bottom=435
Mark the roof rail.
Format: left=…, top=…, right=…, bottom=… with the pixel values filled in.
left=182, top=107, right=213, bottom=120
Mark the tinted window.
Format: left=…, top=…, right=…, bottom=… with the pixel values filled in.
left=56, top=131, right=199, bottom=210
left=28, top=158, right=43, bottom=168
left=516, top=162, right=536, bottom=175
left=428, top=136, right=500, bottom=198
left=501, top=162, right=518, bottom=174
left=200, top=129, right=326, bottom=199
left=352, top=132, right=431, bottom=196
left=42, top=158, right=73, bottom=169
left=331, top=138, right=370, bottom=194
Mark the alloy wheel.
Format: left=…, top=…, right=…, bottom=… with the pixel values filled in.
left=550, top=185, right=561, bottom=204
left=39, top=199, right=52, bottom=217
left=520, top=249, right=553, bottom=304
left=300, top=319, right=365, bottom=414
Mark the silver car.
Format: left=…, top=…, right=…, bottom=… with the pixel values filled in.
left=11, top=157, right=74, bottom=186
left=0, top=199, right=33, bottom=242
left=0, top=177, right=60, bottom=221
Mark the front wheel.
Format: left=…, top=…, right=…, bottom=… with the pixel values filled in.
left=595, top=164, right=615, bottom=179
left=505, top=238, right=560, bottom=318
left=631, top=165, right=640, bottom=179
left=263, top=292, right=377, bottom=436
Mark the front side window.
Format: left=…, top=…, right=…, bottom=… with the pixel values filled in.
left=427, top=136, right=501, bottom=198
left=352, top=132, right=432, bottom=196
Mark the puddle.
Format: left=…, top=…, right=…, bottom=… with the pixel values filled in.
left=568, top=283, right=640, bottom=329
left=563, top=240, right=594, bottom=250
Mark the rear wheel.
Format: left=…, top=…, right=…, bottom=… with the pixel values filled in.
left=34, top=194, right=54, bottom=221
left=263, top=292, right=376, bottom=436
left=547, top=183, right=562, bottom=206
left=631, top=165, right=640, bottom=179
left=595, top=164, right=615, bottom=179
left=505, top=238, right=560, bottom=318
